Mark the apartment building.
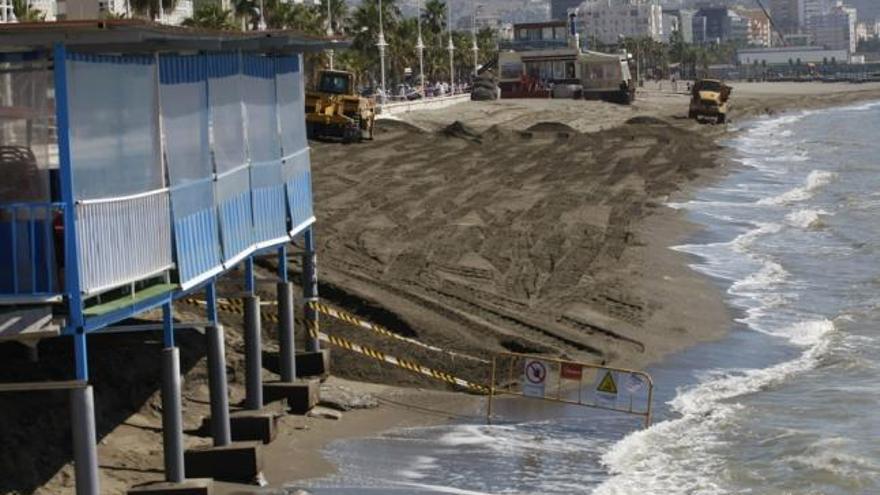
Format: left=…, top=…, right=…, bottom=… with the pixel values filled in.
left=579, top=0, right=663, bottom=45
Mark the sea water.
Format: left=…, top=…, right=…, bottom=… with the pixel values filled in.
left=296, top=102, right=880, bottom=494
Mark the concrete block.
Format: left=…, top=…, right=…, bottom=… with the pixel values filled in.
left=231, top=411, right=278, bottom=444
left=201, top=412, right=278, bottom=444
left=184, top=442, right=262, bottom=483
left=263, top=379, right=320, bottom=414
left=127, top=479, right=213, bottom=495
left=296, top=349, right=330, bottom=379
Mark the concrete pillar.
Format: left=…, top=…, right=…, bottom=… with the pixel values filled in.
left=277, top=282, right=296, bottom=382
left=243, top=295, right=263, bottom=411
left=161, top=347, right=185, bottom=483
left=71, top=385, right=100, bottom=495
left=206, top=324, right=231, bottom=447
left=302, top=228, right=320, bottom=352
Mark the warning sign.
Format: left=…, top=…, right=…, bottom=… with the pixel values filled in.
left=523, top=359, right=547, bottom=398
left=595, top=370, right=618, bottom=406
left=626, top=373, right=647, bottom=394
left=597, top=371, right=617, bottom=394
left=560, top=362, right=583, bottom=380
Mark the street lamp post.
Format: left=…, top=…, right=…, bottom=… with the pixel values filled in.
left=378, top=0, right=388, bottom=105
left=258, top=0, right=267, bottom=30
left=326, top=0, right=334, bottom=69
left=447, top=2, right=454, bottom=94
left=416, top=0, right=425, bottom=96
left=472, top=2, right=479, bottom=77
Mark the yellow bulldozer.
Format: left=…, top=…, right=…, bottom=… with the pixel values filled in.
left=305, top=70, right=376, bottom=142
left=688, top=79, right=732, bottom=124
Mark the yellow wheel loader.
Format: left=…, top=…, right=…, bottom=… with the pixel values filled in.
left=305, top=70, right=376, bottom=143
left=688, top=79, right=732, bottom=124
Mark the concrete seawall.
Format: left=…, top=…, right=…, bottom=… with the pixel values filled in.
left=379, top=94, right=471, bottom=116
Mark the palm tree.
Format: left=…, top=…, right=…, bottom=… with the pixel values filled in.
left=350, top=0, right=400, bottom=84
left=452, top=30, right=473, bottom=81
left=476, top=26, right=495, bottom=66
left=233, top=0, right=259, bottom=31
left=419, top=0, right=448, bottom=80
left=292, top=2, right=324, bottom=33
left=389, top=17, right=419, bottom=83
left=11, top=0, right=45, bottom=21
left=316, top=0, right=349, bottom=35
left=182, top=4, right=236, bottom=30
left=422, top=0, right=445, bottom=36
left=130, top=0, right=180, bottom=19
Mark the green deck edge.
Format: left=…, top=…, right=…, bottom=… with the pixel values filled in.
left=83, top=283, right=177, bottom=317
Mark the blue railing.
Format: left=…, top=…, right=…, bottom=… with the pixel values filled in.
left=0, top=201, right=64, bottom=300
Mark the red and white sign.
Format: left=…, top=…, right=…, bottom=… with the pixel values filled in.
left=523, top=359, right=547, bottom=398
left=561, top=362, right=583, bottom=380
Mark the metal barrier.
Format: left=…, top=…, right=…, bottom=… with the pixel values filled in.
left=75, top=188, right=173, bottom=295
left=488, top=352, right=654, bottom=428
left=0, top=201, right=64, bottom=300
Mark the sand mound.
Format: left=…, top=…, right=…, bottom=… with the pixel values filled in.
left=308, top=113, right=723, bottom=373
left=625, top=116, right=670, bottom=126
left=526, top=121, right=578, bottom=134
left=441, top=121, right=482, bottom=142
left=375, top=118, right=425, bottom=134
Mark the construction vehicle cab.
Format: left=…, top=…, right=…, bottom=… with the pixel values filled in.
left=689, top=79, right=732, bottom=124
left=306, top=69, right=376, bottom=143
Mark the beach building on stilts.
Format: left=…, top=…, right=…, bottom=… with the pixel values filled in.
left=0, top=20, right=335, bottom=494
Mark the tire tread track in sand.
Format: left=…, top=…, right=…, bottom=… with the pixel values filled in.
left=310, top=110, right=722, bottom=383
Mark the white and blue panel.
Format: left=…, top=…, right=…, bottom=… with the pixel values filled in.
left=276, top=55, right=314, bottom=235
left=208, top=53, right=255, bottom=265
left=243, top=54, right=287, bottom=247
left=66, top=53, right=173, bottom=294
left=159, top=54, right=223, bottom=289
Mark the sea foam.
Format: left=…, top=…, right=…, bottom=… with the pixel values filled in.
left=595, top=319, right=836, bottom=495
left=785, top=208, right=827, bottom=229
left=758, top=170, right=836, bottom=206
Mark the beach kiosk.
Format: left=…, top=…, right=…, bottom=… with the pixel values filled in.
left=0, top=20, right=335, bottom=494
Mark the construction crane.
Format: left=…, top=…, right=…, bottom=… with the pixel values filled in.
left=754, top=0, right=787, bottom=47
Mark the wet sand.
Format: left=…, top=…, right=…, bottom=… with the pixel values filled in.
left=6, top=82, right=880, bottom=495
left=239, top=82, right=880, bottom=492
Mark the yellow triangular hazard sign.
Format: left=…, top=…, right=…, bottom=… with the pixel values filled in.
left=597, top=371, right=617, bottom=395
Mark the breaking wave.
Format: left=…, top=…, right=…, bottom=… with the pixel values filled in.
left=758, top=170, right=836, bottom=206
left=594, top=320, right=836, bottom=495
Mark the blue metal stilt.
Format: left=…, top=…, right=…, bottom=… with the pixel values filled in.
left=302, top=227, right=320, bottom=352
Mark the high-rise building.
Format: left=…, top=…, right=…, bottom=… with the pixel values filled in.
left=802, top=0, right=834, bottom=29
left=663, top=8, right=695, bottom=43
left=551, top=0, right=582, bottom=21
left=736, top=7, right=773, bottom=47
left=810, top=2, right=857, bottom=53
left=699, top=7, right=727, bottom=42
left=769, top=0, right=802, bottom=34
left=579, top=0, right=663, bottom=45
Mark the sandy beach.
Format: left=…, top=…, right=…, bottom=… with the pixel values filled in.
left=3, top=81, right=880, bottom=495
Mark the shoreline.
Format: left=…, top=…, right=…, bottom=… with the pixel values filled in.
left=236, top=84, right=880, bottom=493
left=222, top=198, right=732, bottom=495
left=6, top=82, right=880, bottom=495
